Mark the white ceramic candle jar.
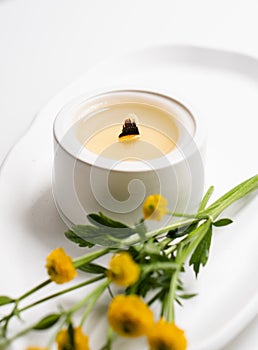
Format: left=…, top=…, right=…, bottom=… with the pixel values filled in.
left=53, top=90, right=205, bottom=228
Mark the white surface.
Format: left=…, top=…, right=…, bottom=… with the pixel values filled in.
left=0, top=1, right=258, bottom=349
left=1, top=46, right=258, bottom=349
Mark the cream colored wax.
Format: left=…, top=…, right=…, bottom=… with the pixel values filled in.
left=76, top=102, right=179, bottom=161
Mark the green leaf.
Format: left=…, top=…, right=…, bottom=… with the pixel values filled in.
left=213, top=218, right=233, bottom=227
left=32, top=313, right=60, bottom=330
left=67, top=213, right=145, bottom=247
left=68, top=322, right=74, bottom=347
left=65, top=229, right=95, bottom=248
left=167, top=222, right=198, bottom=239
left=178, top=293, right=197, bottom=299
left=189, top=226, right=212, bottom=277
left=79, top=263, right=106, bottom=274
left=175, top=297, right=183, bottom=306
left=87, top=212, right=129, bottom=228
left=71, top=224, right=135, bottom=247
left=134, top=219, right=148, bottom=241
left=126, top=275, right=158, bottom=298
left=0, top=296, right=14, bottom=306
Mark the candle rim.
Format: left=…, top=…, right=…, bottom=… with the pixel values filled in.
left=53, top=89, right=206, bottom=172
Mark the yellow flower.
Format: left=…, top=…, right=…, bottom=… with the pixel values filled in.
left=45, top=247, right=77, bottom=284
left=56, top=326, right=90, bottom=350
left=108, top=294, right=154, bottom=338
left=142, top=194, right=168, bottom=221
left=146, top=319, right=187, bottom=350
left=106, top=252, right=140, bottom=287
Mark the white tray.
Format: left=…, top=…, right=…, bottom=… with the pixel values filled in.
left=0, top=46, right=257, bottom=350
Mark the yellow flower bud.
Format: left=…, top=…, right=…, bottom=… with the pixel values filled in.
left=108, top=294, right=154, bottom=338
left=146, top=318, right=187, bottom=350
left=45, top=247, right=77, bottom=284
left=56, top=326, right=90, bottom=350
left=106, top=252, right=140, bottom=287
left=142, top=194, right=168, bottom=221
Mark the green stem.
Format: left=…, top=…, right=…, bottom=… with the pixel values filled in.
left=17, top=279, right=51, bottom=302
left=0, top=276, right=105, bottom=327
left=123, top=217, right=199, bottom=246
left=198, top=186, right=214, bottom=212
left=73, top=248, right=110, bottom=268
left=164, top=245, right=177, bottom=256
left=180, top=217, right=210, bottom=248
left=80, top=280, right=109, bottom=326
left=202, top=175, right=258, bottom=219
left=166, top=220, right=211, bottom=322
left=167, top=186, right=215, bottom=219
left=141, top=262, right=178, bottom=275
left=67, top=279, right=109, bottom=317
left=164, top=175, right=258, bottom=322
left=166, top=242, right=183, bottom=322
left=159, top=237, right=172, bottom=249
left=20, top=275, right=105, bottom=313
left=0, top=324, right=32, bottom=349
left=166, top=267, right=180, bottom=322
left=167, top=212, right=198, bottom=219
left=161, top=292, right=168, bottom=318
left=180, top=219, right=211, bottom=263
left=100, top=327, right=116, bottom=350
left=0, top=279, right=51, bottom=336
left=123, top=175, right=258, bottom=247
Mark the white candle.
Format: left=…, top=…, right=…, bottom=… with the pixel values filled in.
left=53, top=90, right=205, bottom=228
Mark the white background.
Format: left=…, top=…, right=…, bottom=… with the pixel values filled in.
left=0, top=0, right=257, bottom=349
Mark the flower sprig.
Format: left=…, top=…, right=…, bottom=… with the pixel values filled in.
left=0, top=175, right=257, bottom=350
